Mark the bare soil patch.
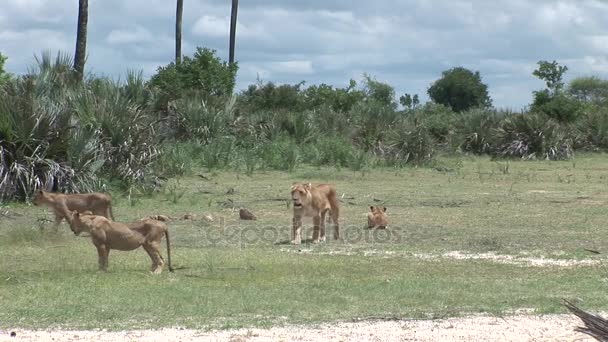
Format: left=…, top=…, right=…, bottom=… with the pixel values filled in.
left=1, top=314, right=595, bottom=342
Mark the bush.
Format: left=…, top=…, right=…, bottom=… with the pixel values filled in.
left=379, top=119, right=436, bottom=166
left=494, top=113, right=573, bottom=160
left=413, top=103, right=456, bottom=144
left=150, top=47, right=237, bottom=104
left=574, top=108, right=608, bottom=150
left=531, top=92, right=582, bottom=123
left=0, top=52, right=102, bottom=200
left=453, top=108, right=501, bottom=154
left=154, top=142, right=205, bottom=177
left=170, top=95, right=235, bottom=143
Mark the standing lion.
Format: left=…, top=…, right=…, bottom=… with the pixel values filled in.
left=33, top=190, right=114, bottom=230
left=290, top=182, right=340, bottom=244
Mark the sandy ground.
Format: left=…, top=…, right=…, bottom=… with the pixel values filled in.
left=0, top=314, right=595, bottom=342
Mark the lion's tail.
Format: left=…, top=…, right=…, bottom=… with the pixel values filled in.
left=328, top=187, right=340, bottom=239
left=165, top=230, right=174, bottom=272
left=108, top=203, right=115, bottom=221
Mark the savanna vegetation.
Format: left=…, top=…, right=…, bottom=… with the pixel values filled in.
left=2, top=47, right=608, bottom=202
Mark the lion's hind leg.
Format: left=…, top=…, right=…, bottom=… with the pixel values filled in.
left=331, top=210, right=340, bottom=240
left=143, top=242, right=165, bottom=274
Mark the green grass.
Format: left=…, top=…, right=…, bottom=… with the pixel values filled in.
left=2, top=154, right=608, bottom=330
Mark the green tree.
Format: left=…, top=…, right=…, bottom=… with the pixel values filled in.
left=303, top=80, right=364, bottom=112
left=150, top=47, right=238, bottom=101
left=427, top=67, right=492, bottom=112
left=531, top=60, right=580, bottom=123
left=568, top=76, right=608, bottom=105
left=0, top=53, right=10, bottom=85
left=362, top=74, right=396, bottom=108
left=74, top=0, right=88, bottom=81
left=533, top=60, right=568, bottom=95
left=399, top=93, right=420, bottom=110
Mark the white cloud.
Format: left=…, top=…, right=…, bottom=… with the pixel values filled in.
left=3, top=0, right=608, bottom=108
left=106, top=26, right=154, bottom=45
left=192, top=15, right=266, bottom=39
left=269, top=60, right=314, bottom=74
left=582, top=56, right=608, bottom=74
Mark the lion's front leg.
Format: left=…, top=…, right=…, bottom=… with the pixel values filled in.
left=312, top=214, right=322, bottom=243
left=96, top=245, right=109, bottom=272
left=318, top=211, right=327, bottom=242
left=291, top=215, right=302, bottom=245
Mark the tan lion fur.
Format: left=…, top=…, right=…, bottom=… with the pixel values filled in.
left=367, top=206, right=388, bottom=229
left=65, top=209, right=173, bottom=274
left=290, top=182, right=340, bottom=244
left=33, top=190, right=114, bottom=230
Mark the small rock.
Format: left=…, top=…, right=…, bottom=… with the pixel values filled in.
left=182, top=213, right=196, bottom=220
left=202, top=214, right=214, bottom=222
left=239, top=208, right=257, bottom=221
left=145, top=215, right=172, bottom=222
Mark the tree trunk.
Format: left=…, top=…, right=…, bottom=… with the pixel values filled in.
left=175, top=0, right=183, bottom=64
left=229, top=0, right=239, bottom=64
left=74, top=0, right=88, bottom=81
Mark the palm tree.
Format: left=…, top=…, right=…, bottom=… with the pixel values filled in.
left=175, top=0, right=184, bottom=64
left=229, top=0, right=239, bottom=64
left=74, top=0, right=88, bottom=81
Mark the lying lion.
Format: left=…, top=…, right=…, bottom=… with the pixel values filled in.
left=290, top=182, right=340, bottom=244
left=33, top=190, right=114, bottom=230
left=367, top=206, right=388, bottom=229
left=65, top=209, right=173, bottom=274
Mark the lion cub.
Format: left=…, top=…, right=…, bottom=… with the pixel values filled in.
left=66, top=210, right=173, bottom=274
left=367, top=206, right=388, bottom=229
left=33, top=190, right=114, bottom=230
left=290, top=182, right=340, bottom=244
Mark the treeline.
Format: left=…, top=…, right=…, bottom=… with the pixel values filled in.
left=1, top=49, right=608, bottom=201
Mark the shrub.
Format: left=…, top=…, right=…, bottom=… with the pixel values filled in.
left=170, top=95, right=235, bottom=143
left=453, top=108, right=501, bottom=154
left=494, top=113, right=573, bottom=160
left=0, top=52, right=102, bottom=200
left=573, top=108, right=608, bottom=150
left=150, top=47, right=237, bottom=103
left=380, top=120, right=436, bottom=166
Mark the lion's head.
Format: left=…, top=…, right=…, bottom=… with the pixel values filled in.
left=68, top=211, right=94, bottom=236
left=290, top=183, right=313, bottom=209
left=367, top=206, right=388, bottom=229
left=32, top=190, right=50, bottom=206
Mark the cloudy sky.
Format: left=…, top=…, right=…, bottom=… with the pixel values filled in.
left=2, top=0, right=608, bottom=109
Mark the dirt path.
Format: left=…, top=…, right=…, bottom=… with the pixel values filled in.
left=1, top=314, right=594, bottom=341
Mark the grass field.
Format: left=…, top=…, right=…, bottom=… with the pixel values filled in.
left=1, top=154, right=608, bottom=330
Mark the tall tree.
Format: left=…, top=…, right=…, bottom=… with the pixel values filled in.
left=175, top=0, right=183, bottom=64
left=229, top=0, right=239, bottom=64
left=428, top=67, right=492, bottom=112
left=74, top=0, right=88, bottom=81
